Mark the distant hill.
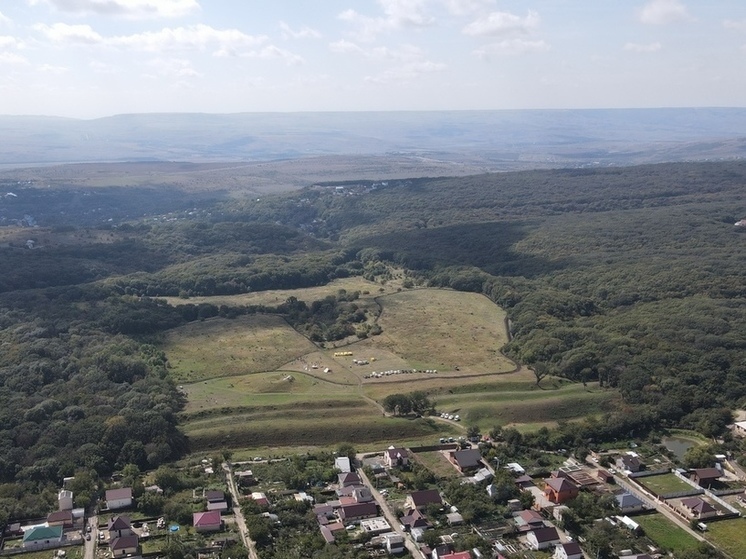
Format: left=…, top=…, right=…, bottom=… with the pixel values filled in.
left=1, top=108, right=745, bottom=168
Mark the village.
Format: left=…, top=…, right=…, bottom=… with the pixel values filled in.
left=4, top=431, right=746, bottom=559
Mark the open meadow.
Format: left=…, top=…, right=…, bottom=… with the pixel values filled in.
left=162, top=284, right=611, bottom=452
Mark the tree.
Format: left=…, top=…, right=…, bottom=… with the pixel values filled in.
left=532, top=362, right=550, bottom=386
left=683, top=445, right=717, bottom=470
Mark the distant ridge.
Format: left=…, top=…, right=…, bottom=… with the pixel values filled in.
left=1, top=108, right=745, bottom=168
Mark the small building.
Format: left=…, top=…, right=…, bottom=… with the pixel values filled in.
left=515, top=509, right=545, bottom=531
left=449, top=449, right=484, bottom=473
left=47, top=510, right=74, bottom=530
left=446, top=512, right=464, bottom=525
left=616, top=492, right=646, bottom=514
left=544, top=477, right=579, bottom=504
left=554, top=541, right=583, bottom=559
left=597, top=469, right=614, bottom=484
left=360, top=516, right=391, bottom=535
left=58, top=489, right=73, bottom=511
left=22, top=525, right=63, bottom=549
left=338, top=502, right=378, bottom=522
left=334, top=456, right=352, bottom=473
left=406, top=489, right=443, bottom=511
left=105, top=487, right=133, bottom=510
left=384, top=447, right=410, bottom=469
left=526, top=526, right=561, bottom=550
left=235, top=470, right=254, bottom=486
left=193, top=510, right=223, bottom=532
left=110, top=535, right=140, bottom=558
left=690, top=468, right=722, bottom=488
left=384, top=532, right=406, bottom=555
left=108, top=516, right=133, bottom=538
left=338, top=472, right=362, bottom=487
left=401, top=508, right=431, bottom=531
left=616, top=455, right=643, bottom=473
left=251, top=492, right=270, bottom=507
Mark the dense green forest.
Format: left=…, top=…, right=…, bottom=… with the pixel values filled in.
left=1, top=161, right=746, bottom=520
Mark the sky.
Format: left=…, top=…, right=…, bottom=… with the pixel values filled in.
left=0, top=0, right=745, bottom=118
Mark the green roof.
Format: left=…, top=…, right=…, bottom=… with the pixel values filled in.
left=23, top=525, right=63, bottom=542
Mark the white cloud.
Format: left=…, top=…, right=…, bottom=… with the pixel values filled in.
left=441, top=0, right=494, bottom=16
left=27, top=0, right=199, bottom=19
left=0, top=11, right=11, bottom=25
left=329, top=39, right=364, bottom=54
left=723, top=19, right=746, bottom=32
left=339, top=0, right=434, bottom=41
left=0, top=35, right=24, bottom=49
left=473, top=38, right=548, bottom=57
left=146, top=57, right=202, bottom=78
left=109, top=24, right=266, bottom=53
left=463, top=10, right=539, bottom=37
left=624, top=41, right=662, bottom=52
left=33, top=22, right=103, bottom=44
left=279, top=21, right=321, bottom=40
left=638, top=0, right=693, bottom=25
left=240, top=45, right=304, bottom=65
left=0, top=51, right=28, bottom=64
left=38, top=63, right=68, bottom=74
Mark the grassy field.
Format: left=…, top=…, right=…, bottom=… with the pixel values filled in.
left=162, top=314, right=317, bottom=383
left=162, top=284, right=617, bottom=453
left=374, top=289, right=514, bottom=373
left=705, top=518, right=746, bottom=558
left=634, top=513, right=701, bottom=555
left=412, top=450, right=460, bottom=479
left=639, top=473, right=695, bottom=496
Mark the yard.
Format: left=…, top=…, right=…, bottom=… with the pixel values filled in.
left=634, top=513, right=700, bottom=556
left=412, top=451, right=460, bottom=479
left=638, top=473, right=694, bottom=496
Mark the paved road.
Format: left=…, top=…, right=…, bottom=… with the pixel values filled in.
left=223, top=463, right=259, bottom=559
left=83, top=516, right=96, bottom=559
left=357, top=467, right=425, bottom=559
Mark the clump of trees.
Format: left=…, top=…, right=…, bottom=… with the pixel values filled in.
left=382, top=392, right=434, bottom=416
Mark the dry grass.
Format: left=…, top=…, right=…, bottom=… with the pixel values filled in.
left=161, top=314, right=317, bottom=383
left=372, top=289, right=514, bottom=373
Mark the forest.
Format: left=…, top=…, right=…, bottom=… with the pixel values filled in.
left=1, top=160, right=746, bottom=521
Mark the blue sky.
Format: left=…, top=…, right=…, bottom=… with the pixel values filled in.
left=1, top=0, right=745, bottom=118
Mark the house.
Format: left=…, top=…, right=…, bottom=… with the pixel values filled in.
left=554, top=541, right=583, bottom=559
left=515, top=509, right=545, bottom=531
left=616, top=455, right=643, bottom=473
left=734, top=421, right=746, bottom=436
left=58, top=489, right=73, bottom=510
left=351, top=486, right=374, bottom=503
left=449, top=449, right=483, bottom=472
left=107, top=516, right=133, bottom=538
left=235, top=470, right=254, bottom=486
left=334, top=456, right=351, bottom=473
left=544, top=477, right=579, bottom=504
left=526, top=526, right=561, bottom=550
left=319, top=525, right=335, bottom=544
left=441, top=552, right=472, bottom=559
left=690, top=468, right=722, bottom=487
left=616, top=492, right=646, bottom=514
left=105, top=487, right=133, bottom=510
left=471, top=467, right=493, bottom=484
left=680, top=497, right=718, bottom=519
left=401, top=508, right=431, bottom=531
left=338, top=472, right=362, bottom=487
left=22, top=525, right=63, bottom=549
left=338, top=502, right=378, bottom=522
left=384, top=532, right=406, bottom=555
left=384, top=447, right=410, bottom=469
left=47, top=510, right=74, bottom=529
left=193, top=510, right=223, bottom=532
left=446, top=512, right=464, bottom=525
left=205, top=489, right=229, bottom=512
left=406, top=489, right=443, bottom=511
left=110, top=535, right=139, bottom=558
left=514, top=474, right=534, bottom=488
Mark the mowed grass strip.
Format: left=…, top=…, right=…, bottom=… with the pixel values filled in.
left=185, top=413, right=445, bottom=451
left=639, top=473, right=695, bottom=496
left=634, top=513, right=700, bottom=555
left=433, top=384, right=618, bottom=429
left=161, top=314, right=317, bottom=383
left=374, top=289, right=514, bottom=374
left=181, top=371, right=359, bottom=413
